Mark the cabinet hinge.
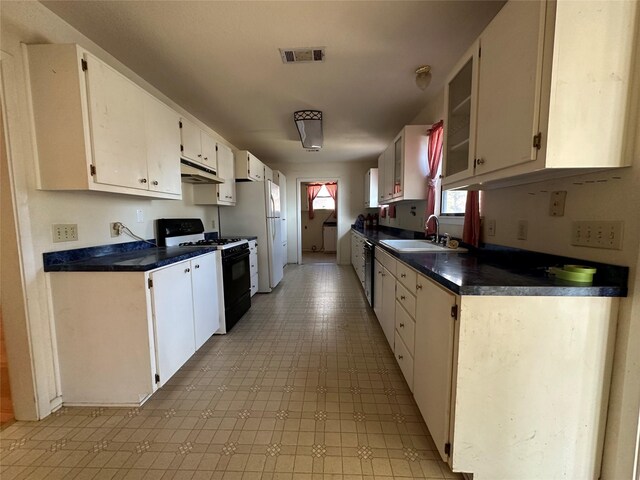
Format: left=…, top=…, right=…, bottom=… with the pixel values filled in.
left=444, top=442, right=451, bottom=455
left=180, top=144, right=184, bottom=152
left=478, top=46, right=482, bottom=58
left=216, top=191, right=220, bottom=198
left=154, top=373, right=160, bottom=384
left=451, top=304, right=458, bottom=320
left=148, top=278, right=153, bottom=289
left=215, top=145, right=218, bottom=152
left=179, top=120, right=182, bottom=129
left=90, top=164, right=96, bottom=176
left=81, top=58, right=88, bottom=71
left=533, top=132, right=542, bottom=150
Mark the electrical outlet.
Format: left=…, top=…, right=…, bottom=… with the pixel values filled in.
left=487, top=219, right=496, bottom=237
left=549, top=191, right=567, bottom=217
left=53, top=224, right=78, bottom=242
left=136, top=209, right=144, bottom=223
left=571, top=221, right=624, bottom=249
left=110, top=222, right=122, bottom=237
left=517, top=220, right=528, bottom=240
left=211, top=219, right=216, bottom=229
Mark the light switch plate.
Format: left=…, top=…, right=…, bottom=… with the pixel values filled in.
left=549, top=191, right=567, bottom=216
left=486, top=219, right=496, bottom=237
left=53, top=224, right=78, bottom=242
left=571, top=221, right=624, bottom=249
left=517, top=220, right=528, bottom=240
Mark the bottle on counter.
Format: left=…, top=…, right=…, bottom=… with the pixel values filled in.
left=372, top=213, right=379, bottom=230
left=365, top=214, right=372, bottom=229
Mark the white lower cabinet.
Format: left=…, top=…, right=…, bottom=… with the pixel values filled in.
left=411, top=270, right=618, bottom=479
left=50, top=252, right=221, bottom=406
left=249, top=240, right=259, bottom=297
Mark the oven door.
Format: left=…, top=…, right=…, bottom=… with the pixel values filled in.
left=222, top=250, right=251, bottom=306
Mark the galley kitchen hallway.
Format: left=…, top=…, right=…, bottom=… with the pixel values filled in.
left=0, top=264, right=460, bottom=480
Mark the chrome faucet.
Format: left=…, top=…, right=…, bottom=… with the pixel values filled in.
left=425, top=214, right=439, bottom=243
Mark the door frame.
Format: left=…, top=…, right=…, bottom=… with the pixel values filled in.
left=295, top=177, right=339, bottom=265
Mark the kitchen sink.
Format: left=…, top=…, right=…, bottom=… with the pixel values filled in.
left=379, top=239, right=467, bottom=253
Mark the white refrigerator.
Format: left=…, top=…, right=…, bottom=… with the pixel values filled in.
left=219, top=180, right=284, bottom=292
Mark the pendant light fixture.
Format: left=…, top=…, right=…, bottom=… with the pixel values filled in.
left=294, top=110, right=323, bottom=150
left=415, top=65, right=432, bottom=91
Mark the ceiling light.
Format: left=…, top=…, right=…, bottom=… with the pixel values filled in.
left=294, top=110, right=323, bottom=150
left=415, top=65, right=432, bottom=91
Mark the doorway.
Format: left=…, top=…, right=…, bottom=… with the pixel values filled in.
left=298, top=180, right=338, bottom=264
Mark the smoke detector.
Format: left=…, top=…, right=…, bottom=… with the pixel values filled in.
left=279, top=47, right=325, bottom=64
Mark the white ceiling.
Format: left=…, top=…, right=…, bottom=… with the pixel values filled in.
left=41, top=0, right=504, bottom=164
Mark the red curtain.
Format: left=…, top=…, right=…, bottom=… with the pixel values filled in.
left=324, top=183, right=337, bottom=218
left=307, top=184, right=323, bottom=219
left=425, top=120, right=444, bottom=234
left=462, top=191, right=481, bottom=247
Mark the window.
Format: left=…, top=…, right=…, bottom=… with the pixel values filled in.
left=441, top=190, right=467, bottom=215
left=312, top=185, right=335, bottom=210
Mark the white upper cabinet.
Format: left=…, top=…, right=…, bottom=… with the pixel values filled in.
left=474, top=0, right=544, bottom=176
left=27, top=44, right=182, bottom=200
left=180, top=118, right=218, bottom=172
left=364, top=168, right=378, bottom=208
left=235, top=150, right=264, bottom=181
left=143, top=94, right=182, bottom=195
left=443, top=44, right=478, bottom=184
left=263, top=164, right=273, bottom=182
left=378, top=126, right=429, bottom=203
left=443, top=0, right=639, bottom=189
left=193, top=143, right=236, bottom=205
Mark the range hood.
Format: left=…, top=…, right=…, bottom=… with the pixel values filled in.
left=180, top=159, right=223, bottom=184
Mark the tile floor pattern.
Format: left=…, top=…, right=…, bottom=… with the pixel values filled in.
left=0, top=264, right=462, bottom=480
left=301, top=252, right=337, bottom=265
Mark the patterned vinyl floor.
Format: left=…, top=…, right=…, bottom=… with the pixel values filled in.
left=0, top=264, right=461, bottom=480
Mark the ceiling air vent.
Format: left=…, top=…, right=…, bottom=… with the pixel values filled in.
left=279, top=47, right=325, bottom=64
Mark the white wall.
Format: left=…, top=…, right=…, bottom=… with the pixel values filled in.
left=1, top=2, right=237, bottom=419
left=268, top=160, right=377, bottom=265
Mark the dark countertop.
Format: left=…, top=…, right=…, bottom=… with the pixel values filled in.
left=220, top=235, right=258, bottom=241
left=352, top=227, right=628, bottom=297
left=44, top=244, right=217, bottom=272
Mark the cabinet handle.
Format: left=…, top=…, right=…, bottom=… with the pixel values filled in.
left=416, top=284, right=422, bottom=290
left=400, top=295, right=406, bottom=300
left=399, top=323, right=404, bottom=328
left=152, top=180, right=158, bottom=186
left=400, top=273, right=406, bottom=278
left=194, top=264, right=200, bottom=269
left=398, top=355, right=403, bottom=360
left=185, top=268, right=190, bottom=273
left=476, top=158, right=485, bottom=165
left=204, top=157, right=208, bottom=161
left=140, top=178, right=147, bottom=183
left=198, top=154, right=202, bottom=157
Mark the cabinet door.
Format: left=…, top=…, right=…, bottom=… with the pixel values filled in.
left=200, top=131, right=217, bottom=170
left=364, top=170, right=371, bottom=207
left=192, top=253, right=220, bottom=350
left=414, top=275, right=457, bottom=462
left=373, top=259, right=384, bottom=324
left=475, top=0, right=545, bottom=175
left=180, top=117, right=202, bottom=163
left=377, top=153, right=386, bottom=203
left=392, top=134, right=403, bottom=198
left=263, top=165, right=273, bottom=182
left=150, top=262, right=196, bottom=386
left=381, top=266, right=396, bottom=350
left=249, top=153, right=263, bottom=181
left=216, top=144, right=235, bottom=203
left=84, top=53, right=148, bottom=190
left=383, top=145, right=394, bottom=201
left=443, top=44, right=478, bottom=183
left=144, top=95, right=182, bottom=195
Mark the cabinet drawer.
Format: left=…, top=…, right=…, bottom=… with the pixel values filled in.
left=394, top=331, right=414, bottom=391
left=396, top=283, right=416, bottom=318
left=376, top=247, right=397, bottom=276
left=395, top=304, right=415, bottom=357
left=250, top=274, right=258, bottom=297
left=396, top=262, right=417, bottom=293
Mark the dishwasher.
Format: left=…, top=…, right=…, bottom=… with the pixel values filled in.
left=363, top=240, right=374, bottom=306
